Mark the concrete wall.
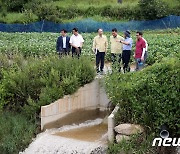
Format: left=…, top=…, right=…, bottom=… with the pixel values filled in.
left=108, top=105, right=119, bottom=142
left=41, top=77, right=110, bottom=130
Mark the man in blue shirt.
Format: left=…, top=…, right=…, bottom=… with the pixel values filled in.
left=56, top=29, right=71, bottom=58
left=118, top=30, right=133, bottom=73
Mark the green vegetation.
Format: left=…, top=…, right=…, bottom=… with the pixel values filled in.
left=0, top=54, right=95, bottom=153
left=105, top=29, right=180, bottom=153
left=0, top=112, right=37, bottom=154
left=106, top=55, right=180, bottom=153
left=0, top=28, right=179, bottom=62
left=0, top=29, right=179, bottom=153
left=0, top=0, right=179, bottom=23
left=106, top=56, right=180, bottom=134
left=108, top=133, right=156, bottom=154
left=0, top=55, right=95, bottom=117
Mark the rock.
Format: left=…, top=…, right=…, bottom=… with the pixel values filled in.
left=116, top=135, right=130, bottom=143
left=114, top=123, right=144, bottom=135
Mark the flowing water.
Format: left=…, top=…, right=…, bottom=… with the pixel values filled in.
left=21, top=109, right=110, bottom=154
left=43, top=108, right=108, bottom=130
left=54, top=123, right=108, bottom=142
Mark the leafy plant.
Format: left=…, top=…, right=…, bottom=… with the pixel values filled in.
left=105, top=55, right=180, bottom=136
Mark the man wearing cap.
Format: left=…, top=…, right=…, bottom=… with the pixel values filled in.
left=110, top=28, right=124, bottom=72
left=92, top=28, right=108, bottom=74
left=118, top=30, right=133, bottom=73
left=134, top=31, right=146, bottom=71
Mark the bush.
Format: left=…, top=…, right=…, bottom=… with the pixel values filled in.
left=170, top=4, right=180, bottom=16
left=2, top=0, right=25, bottom=11
left=100, top=5, right=140, bottom=21
left=0, top=54, right=95, bottom=118
left=138, top=0, right=169, bottom=20
left=105, top=55, right=180, bottom=136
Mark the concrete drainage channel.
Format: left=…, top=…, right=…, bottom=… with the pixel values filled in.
left=21, top=72, right=119, bottom=154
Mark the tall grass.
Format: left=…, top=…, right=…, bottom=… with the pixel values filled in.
left=0, top=112, right=37, bottom=154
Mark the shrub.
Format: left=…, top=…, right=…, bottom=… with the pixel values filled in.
left=0, top=54, right=95, bottom=118
left=170, top=4, right=180, bottom=16
left=2, top=0, right=27, bottom=12
left=105, top=55, right=180, bottom=136
left=138, top=0, right=169, bottom=20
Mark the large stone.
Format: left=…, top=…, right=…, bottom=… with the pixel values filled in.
left=114, top=123, right=144, bottom=135
left=116, top=135, right=130, bottom=143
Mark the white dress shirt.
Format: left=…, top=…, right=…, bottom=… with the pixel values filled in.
left=62, top=36, right=66, bottom=48
left=69, top=34, right=84, bottom=47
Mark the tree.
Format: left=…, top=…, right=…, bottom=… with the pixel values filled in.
left=138, top=0, right=169, bottom=20
left=2, top=0, right=30, bottom=12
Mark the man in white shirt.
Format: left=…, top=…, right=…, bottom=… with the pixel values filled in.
left=69, top=28, right=84, bottom=58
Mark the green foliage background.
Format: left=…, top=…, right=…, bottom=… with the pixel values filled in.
left=0, top=0, right=179, bottom=23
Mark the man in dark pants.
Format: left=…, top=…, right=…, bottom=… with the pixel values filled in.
left=56, top=29, right=71, bottom=58
left=92, top=29, right=108, bottom=74
left=69, top=28, right=84, bottom=58
left=118, top=30, right=133, bottom=73
left=110, top=28, right=124, bottom=72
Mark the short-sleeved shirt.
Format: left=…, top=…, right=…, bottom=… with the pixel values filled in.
left=69, top=34, right=84, bottom=47
left=110, top=35, right=124, bottom=54
left=123, top=37, right=133, bottom=51
left=135, top=38, right=146, bottom=58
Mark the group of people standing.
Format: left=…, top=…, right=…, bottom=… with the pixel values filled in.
left=56, top=28, right=84, bottom=58
left=56, top=27, right=148, bottom=73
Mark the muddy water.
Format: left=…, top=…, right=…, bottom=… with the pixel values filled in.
left=22, top=108, right=110, bottom=153
left=44, top=108, right=109, bottom=130
left=54, top=123, right=108, bottom=142
left=21, top=119, right=108, bottom=154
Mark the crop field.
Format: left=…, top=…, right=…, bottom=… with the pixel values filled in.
left=0, top=28, right=179, bottom=64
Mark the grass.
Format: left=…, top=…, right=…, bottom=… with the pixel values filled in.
left=108, top=133, right=157, bottom=154
left=62, top=15, right=129, bottom=23
left=0, top=12, right=38, bottom=24
left=0, top=112, right=37, bottom=154
left=162, top=0, right=180, bottom=8
left=50, top=0, right=178, bottom=8
left=50, top=0, right=138, bottom=8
